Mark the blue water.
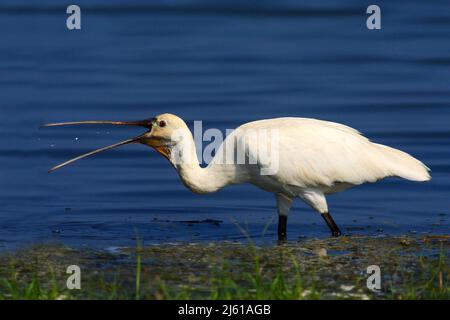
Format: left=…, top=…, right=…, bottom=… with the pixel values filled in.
left=0, top=0, right=449, bottom=250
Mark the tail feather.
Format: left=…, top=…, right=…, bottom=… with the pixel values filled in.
left=375, top=144, right=431, bottom=182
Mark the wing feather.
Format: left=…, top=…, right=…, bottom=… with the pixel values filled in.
left=233, top=118, right=428, bottom=189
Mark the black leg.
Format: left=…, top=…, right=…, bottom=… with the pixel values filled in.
left=278, top=215, right=287, bottom=242
left=321, top=212, right=342, bottom=237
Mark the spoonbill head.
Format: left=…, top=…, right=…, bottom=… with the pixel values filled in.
left=44, top=113, right=431, bottom=241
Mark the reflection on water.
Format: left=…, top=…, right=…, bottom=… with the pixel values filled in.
left=0, top=0, right=449, bottom=250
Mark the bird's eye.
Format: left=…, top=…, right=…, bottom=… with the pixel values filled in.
left=159, top=120, right=166, bottom=127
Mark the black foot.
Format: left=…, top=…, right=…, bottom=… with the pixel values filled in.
left=278, top=215, right=287, bottom=242
left=321, top=212, right=342, bottom=237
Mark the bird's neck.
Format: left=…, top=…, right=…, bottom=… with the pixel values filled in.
left=168, top=132, right=234, bottom=194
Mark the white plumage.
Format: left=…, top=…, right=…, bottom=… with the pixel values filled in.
left=235, top=117, right=430, bottom=188
left=45, top=113, right=431, bottom=240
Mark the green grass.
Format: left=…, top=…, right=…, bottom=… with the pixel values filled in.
left=0, top=235, right=448, bottom=300
left=1, top=263, right=60, bottom=300
left=135, top=237, right=142, bottom=300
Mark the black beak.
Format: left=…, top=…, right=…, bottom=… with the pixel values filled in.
left=42, top=119, right=153, bottom=129
left=43, top=118, right=154, bottom=173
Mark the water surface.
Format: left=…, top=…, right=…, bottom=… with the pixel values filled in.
left=0, top=0, right=449, bottom=250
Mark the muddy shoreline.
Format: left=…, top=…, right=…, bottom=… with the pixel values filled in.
left=0, top=235, right=448, bottom=299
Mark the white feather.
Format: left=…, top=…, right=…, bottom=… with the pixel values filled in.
left=203, top=117, right=430, bottom=213
left=234, top=117, right=430, bottom=187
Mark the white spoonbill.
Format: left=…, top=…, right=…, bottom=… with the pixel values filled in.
left=44, top=114, right=431, bottom=241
